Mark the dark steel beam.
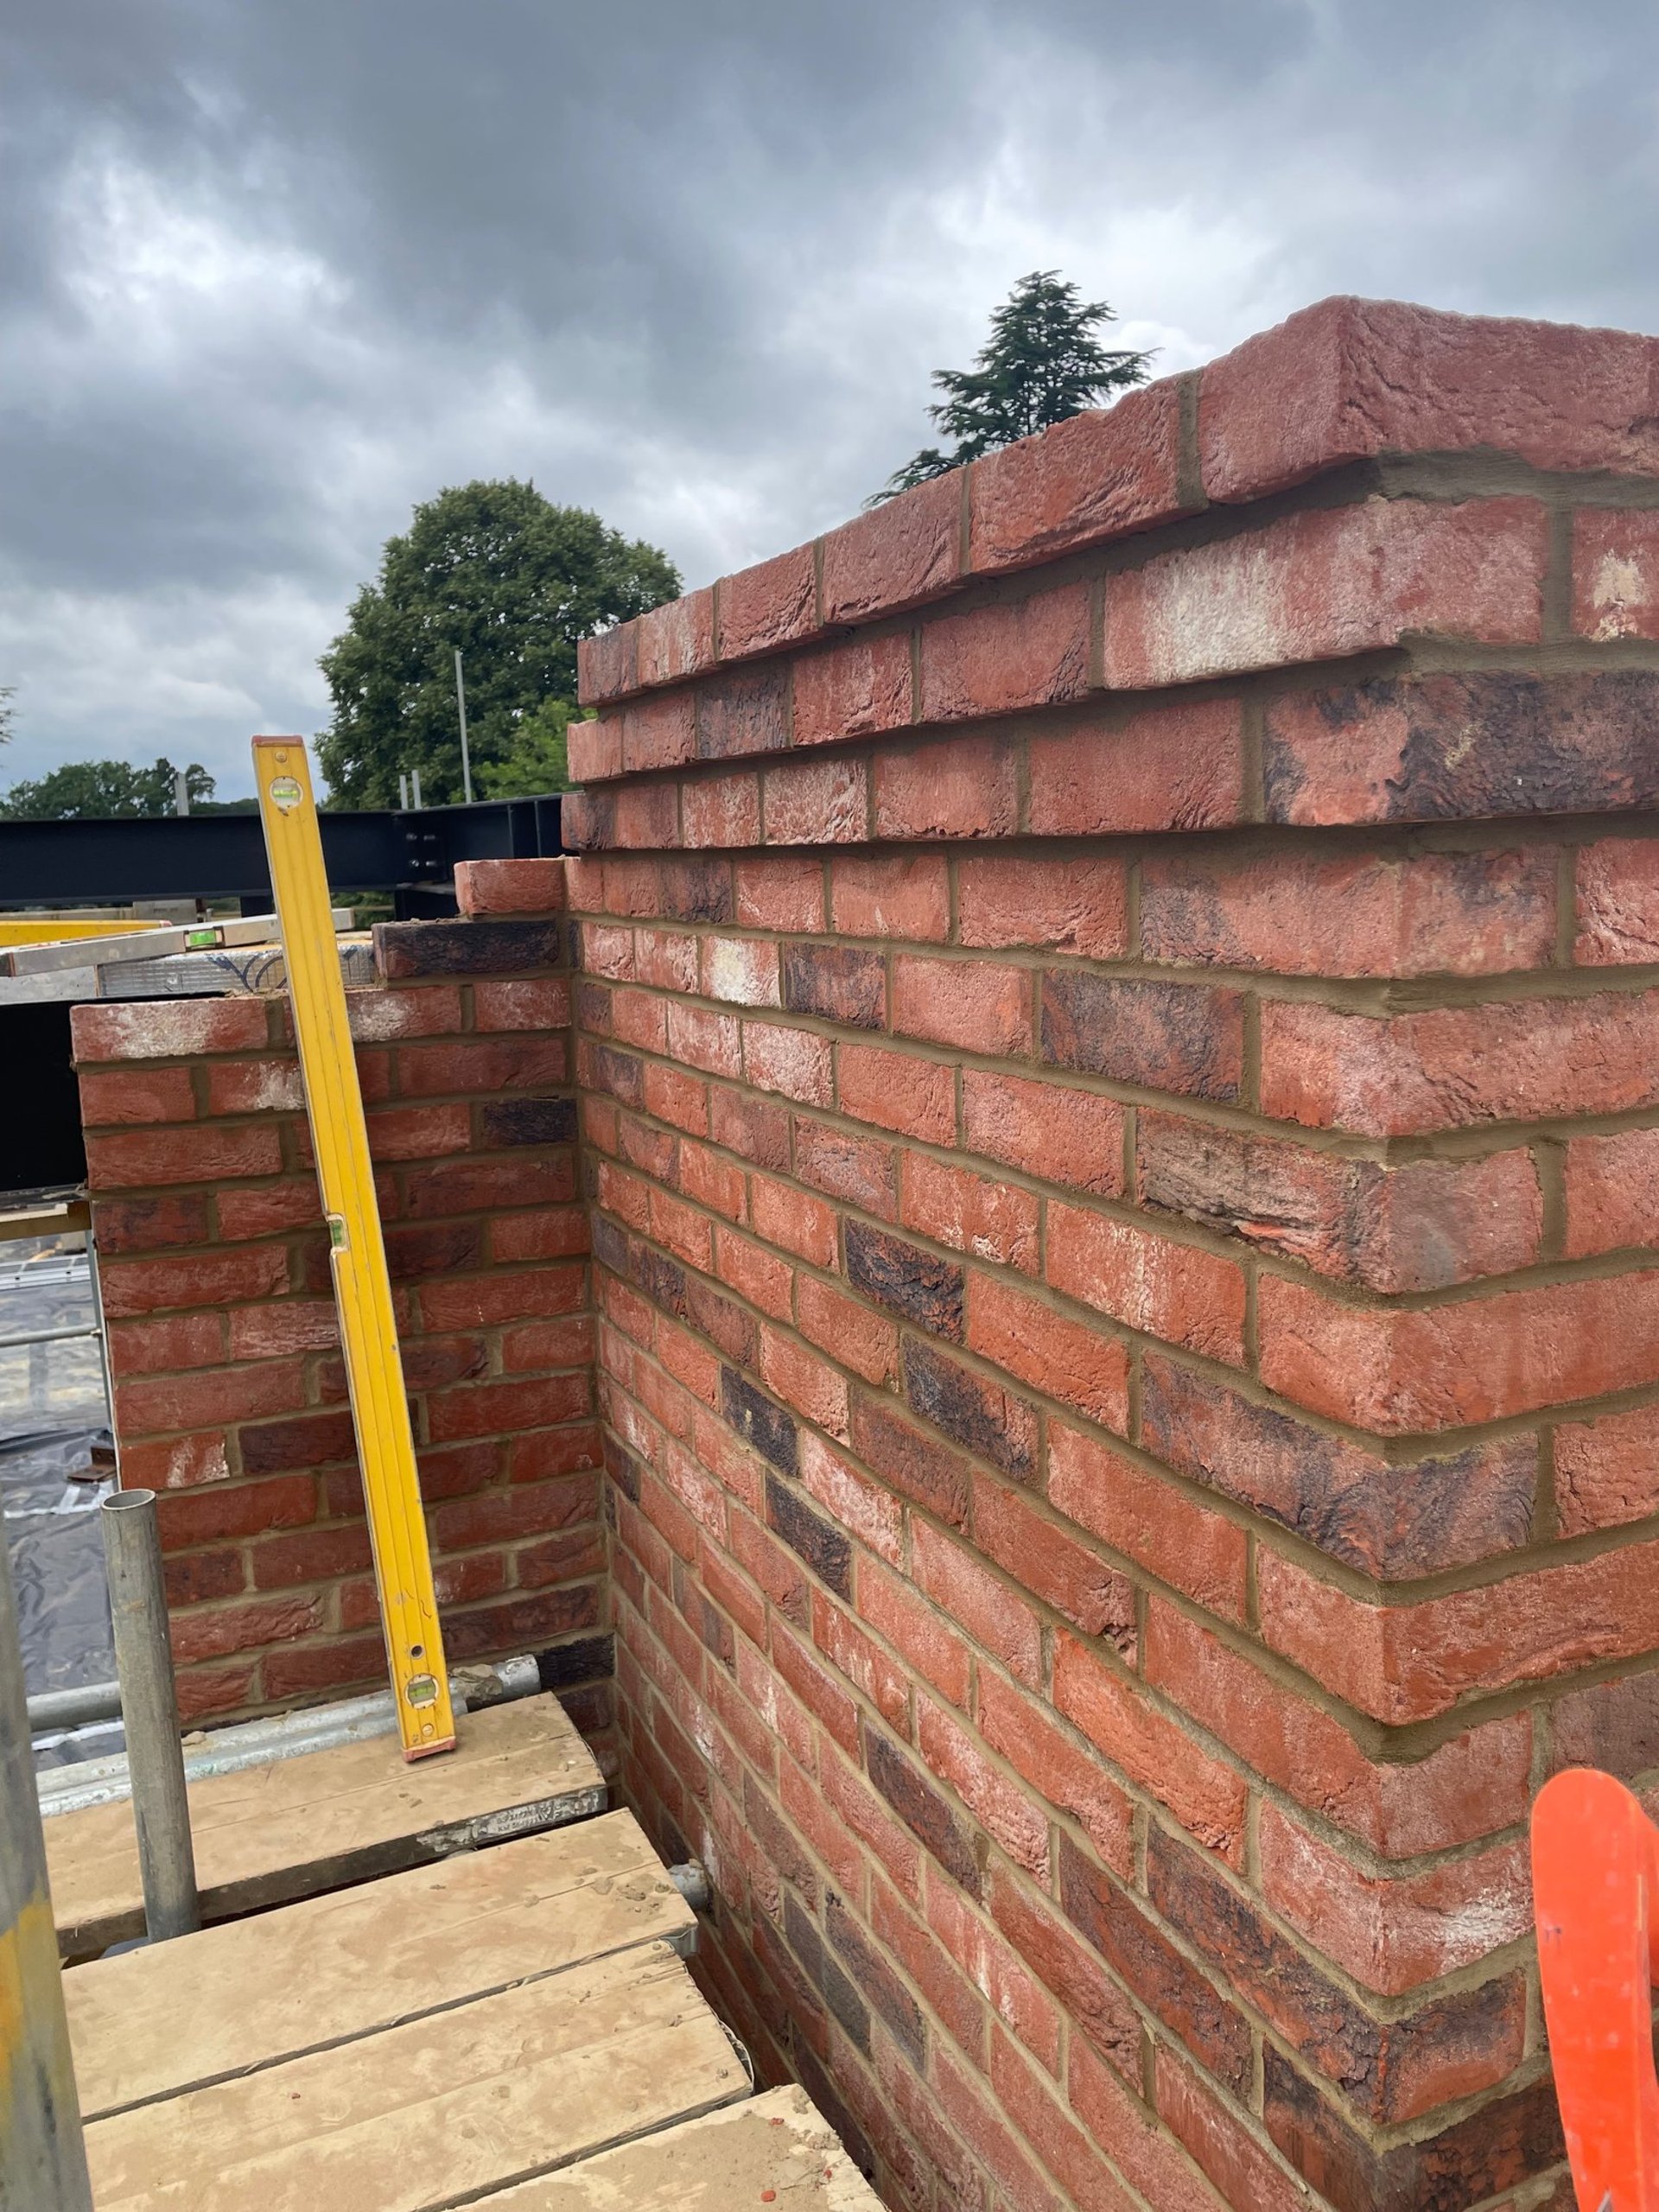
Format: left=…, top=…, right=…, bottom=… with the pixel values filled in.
left=0, top=798, right=563, bottom=910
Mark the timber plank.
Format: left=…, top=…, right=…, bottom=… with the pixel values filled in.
left=86, top=1942, right=747, bottom=2212
left=47, top=1692, right=604, bottom=1956
left=67, top=1808, right=691, bottom=2122
left=473, top=2084, right=883, bottom=2208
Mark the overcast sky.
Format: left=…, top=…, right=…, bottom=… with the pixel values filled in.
left=3, top=0, right=1656, bottom=796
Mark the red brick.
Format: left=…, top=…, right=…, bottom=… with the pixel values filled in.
left=785, top=1126, right=888, bottom=1223
left=1138, top=1110, right=1542, bottom=1293
left=1107, top=497, right=1547, bottom=690
left=346, top=986, right=466, bottom=1042
left=85, top=1192, right=212, bottom=1254
left=1069, top=2038, right=1228, bottom=2212
left=1143, top=1598, right=1533, bottom=1856
left=420, top=1262, right=584, bottom=1330
left=820, top=469, right=962, bottom=624
left=715, top=1224, right=796, bottom=1316
left=975, top=1478, right=1134, bottom=1648
left=891, top=956, right=1032, bottom=1057
left=649, top=1185, right=713, bottom=1268
left=1042, top=971, right=1243, bottom=1101
left=621, top=690, right=696, bottom=773
left=1575, top=508, right=1659, bottom=645
left=566, top=714, right=621, bottom=781
left=362, top=1103, right=472, bottom=1159
left=1144, top=846, right=1558, bottom=978
left=873, top=730, right=1019, bottom=840
left=105, top=1311, right=226, bottom=1376
left=118, top=1433, right=231, bottom=1491
left=175, top=1661, right=259, bottom=1722
left=1577, top=835, right=1659, bottom=962
left=836, top=1042, right=955, bottom=1145
left=958, top=855, right=1128, bottom=961
left=1257, top=1801, right=1530, bottom=1997
left=397, top=1036, right=568, bottom=1096
left=912, top=1517, right=1043, bottom=1688
left=1259, top=989, right=1659, bottom=1135
left=1258, top=1266, right=1659, bottom=1432
left=100, top=1244, right=289, bottom=1318
left=1028, top=696, right=1245, bottom=837
left=471, top=977, right=570, bottom=1031
left=963, top=1272, right=1129, bottom=1431
left=1257, top=1538, right=1659, bottom=1725
left=976, top=1673, right=1133, bottom=1875
left=264, top=1633, right=387, bottom=1700
left=77, top=1065, right=197, bottom=1127
left=849, top=1395, right=969, bottom=1527
left=500, top=1315, right=595, bottom=1372
left=760, top=1324, right=850, bottom=1440
left=1155, top=2047, right=1308, bottom=2212
left=918, top=581, right=1092, bottom=723
left=634, top=925, right=697, bottom=991
left=796, top=1274, right=897, bottom=1384
left=248, top=1522, right=375, bottom=1591
left=960, top=1069, right=1124, bottom=1197
left=900, top=1154, right=1038, bottom=1274
left=154, top=1472, right=315, bottom=1550
left=666, top=1001, right=743, bottom=1078
left=986, top=1861, right=1141, bottom=2082
left=118, top=1358, right=308, bottom=1438
left=677, top=1138, right=746, bottom=1220
left=760, top=754, right=868, bottom=844
left=576, top=620, right=636, bottom=704
left=425, top=1373, right=592, bottom=1443
left=86, top=1123, right=283, bottom=1191
left=1053, top=1631, right=1247, bottom=1859
left=918, top=1697, right=1050, bottom=1878
left=734, top=854, right=826, bottom=931
left=830, top=855, right=950, bottom=942
left=1554, top=1402, right=1659, bottom=1535
left=715, top=543, right=815, bottom=660
left=743, top=1020, right=834, bottom=1106
left=857, top=1559, right=969, bottom=1708
left=1564, top=1124, right=1659, bottom=1258
left=970, top=379, right=1190, bottom=572
left=170, top=1592, right=324, bottom=1665
left=683, top=768, right=762, bottom=849
left=791, top=632, right=912, bottom=747
left=748, top=1175, right=835, bottom=1268
left=1199, top=296, right=1659, bottom=498
left=798, top=1432, right=904, bottom=1566
left=700, top=934, right=780, bottom=1007
left=636, top=587, right=715, bottom=688
left=490, top=1205, right=590, bottom=1262
left=1047, top=1201, right=1245, bottom=1363
left=1049, top=1418, right=1247, bottom=1620
left=453, top=858, right=566, bottom=915
left=73, top=996, right=270, bottom=1063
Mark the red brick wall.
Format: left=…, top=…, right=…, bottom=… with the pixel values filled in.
left=72, top=861, right=608, bottom=1732
left=561, top=297, right=1659, bottom=2210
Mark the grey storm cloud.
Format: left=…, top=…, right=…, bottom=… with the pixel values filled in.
left=2, top=0, right=1657, bottom=791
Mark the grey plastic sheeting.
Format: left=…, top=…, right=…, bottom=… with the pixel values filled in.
left=0, top=1241, right=120, bottom=1770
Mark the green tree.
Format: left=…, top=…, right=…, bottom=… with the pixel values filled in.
left=874, top=270, right=1153, bottom=501
left=0, top=688, right=13, bottom=746
left=316, top=479, right=679, bottom=808
left=0, top=757, right=215, bottom=819
left=474, top=697, right=588, bottom=799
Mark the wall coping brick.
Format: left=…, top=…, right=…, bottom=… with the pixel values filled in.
left=578, top=293, right=1659, bottom=713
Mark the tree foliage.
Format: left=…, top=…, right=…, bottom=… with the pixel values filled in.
left=0, top=688, right=13, bottom=747
left=875, top=270, right=1153, bottom=501
left=0, top=757, right=218, bottom=820
left=474, top=696, right=587, bottom=799
left=316, top=479, right=679, bottom=808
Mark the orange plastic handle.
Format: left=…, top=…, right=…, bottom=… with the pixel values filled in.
left=1533, top=1767, right=1659, bottom=2210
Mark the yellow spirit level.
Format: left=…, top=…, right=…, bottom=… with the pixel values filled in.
left=253, top=738, right=455, bottom=1761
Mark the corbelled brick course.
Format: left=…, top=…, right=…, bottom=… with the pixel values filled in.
left=566, top=296, right=1659, bottom=2211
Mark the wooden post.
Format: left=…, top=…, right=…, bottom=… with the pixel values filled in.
left=0, top=1529, right=94, bottom=2209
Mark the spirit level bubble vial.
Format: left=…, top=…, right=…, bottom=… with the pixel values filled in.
left=253, top=736, right=455, bottom=1760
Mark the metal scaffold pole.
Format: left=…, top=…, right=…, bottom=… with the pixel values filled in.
left=102, top=1487, right=200, bottom=1941
left=0, top=1523, right=94, bottom=2209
